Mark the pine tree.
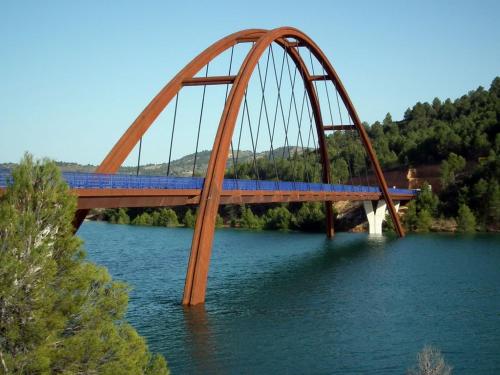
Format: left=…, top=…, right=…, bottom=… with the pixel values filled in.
left=183, top=209, right=196, bottom=228
left=456, top=204, right=476, bottom=233
left=0, top=154, right=169, bottom=374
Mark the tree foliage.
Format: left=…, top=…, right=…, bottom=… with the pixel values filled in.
left=263, top=206, right=292, bottom=230
left=404, top=183, right=439, bottom=232
left=183, top=209, right=196, bottom=228
left=107, top=208, right=130, bottom=224
left=456, top=204, right=476, bottom=233
left=441, top=153, right=466, bottom=188
left=154, top=208, right=179, bottom=227
left=131, top=212, right=154, bottom=226
left=0, top=154, right=169, bottom=374
left=101, top=77, right=500, bottom=233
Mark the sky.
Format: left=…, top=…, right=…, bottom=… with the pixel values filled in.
left=1, top=0, right=499, bottom=165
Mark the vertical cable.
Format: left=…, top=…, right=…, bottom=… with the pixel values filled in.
left=167, top=93, right=179, bottom=176
left=243, top=90, right=261, bottom=184
left=334, top=85, right=354, bottom=186
left=257, top=46, right=281, bottom=187
left=192, top=63, right=209, bottom=176
left=136, top=137, right=142, bottom=176
left=321, top=66, right=335, bottom=125
left=297, top=45, right=322, bottom=183
left=304, top=93, right=321, bottom=183
left=269, top=44, right=291, bottom=161
left=224, top=46, right=239, bottom=182
left=308, top=48, right=333, bottom=185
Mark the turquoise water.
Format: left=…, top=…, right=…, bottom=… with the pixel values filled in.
left=79, top=222, right=500, bottom=374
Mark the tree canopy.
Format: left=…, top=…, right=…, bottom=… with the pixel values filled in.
left=0, top=154, right=169, bottom=374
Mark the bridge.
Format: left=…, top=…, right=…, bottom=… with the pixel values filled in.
left=1, top=27, right=417, bottom=306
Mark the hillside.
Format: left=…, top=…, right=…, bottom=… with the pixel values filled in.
left=1, top=146, right=307, bottom=177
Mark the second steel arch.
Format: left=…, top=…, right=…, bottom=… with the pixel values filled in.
left=183, top=27, right=404, bottom=305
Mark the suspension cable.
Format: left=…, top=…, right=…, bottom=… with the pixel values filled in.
left=332, top=81, right=354, bottom=186
left=269, top=44, right=292, bottom=162
left=296, top=45, right=322, bottom=183
left=167, top=93, right=179, bottom=176
left=136, top=137, right=142, bottom=176
left=321, top=65, right=335, bottom=126
left=234, top=99, right=246, bottom=178
left=304, top=91, right=322, bottom=183
left=283, top=51, right=308, bottom=186
left=257, top=46, right=281, bottom=187
left=281, top=54, right=300, bottom=187
left=243, top=90, right=261, bottom=184
left=296, top=87, right=313, bottom=187
left=307, top=47, right=333, bottom=185
left=192, top=63, right=209, bottom=177
left=224, top=46, right=239, bottom=182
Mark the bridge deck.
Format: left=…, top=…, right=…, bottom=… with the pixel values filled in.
left=0, top=171, right=417, bottom=209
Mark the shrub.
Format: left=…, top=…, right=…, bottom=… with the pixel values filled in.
left=131, top=212, right=154, bottom=226
left=294, top=202, right=325, bottom=232
left=239, top=206, right=263, bottom=230
left=263, top=206, right=292, bottom=230
left=456, top=204, right=476, bottom=233
left=215, top=214, right=224, bottom=228
left=407, top=345, right=452, bottom=375
left=155, top=208, right=179, bottom=227
left=183, top=209, right=196, bottom=228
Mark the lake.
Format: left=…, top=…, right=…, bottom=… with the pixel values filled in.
left=79, top=221, right=500, bottom=374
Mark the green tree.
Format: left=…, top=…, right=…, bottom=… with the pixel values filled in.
left=105, top=208, right=130, bottom=224
left=487, top=179, right=500, bottom=224
left=239, top=206, right=263, bottom=230
left=441, top=153, right=466, bottom=188
left=183, top=209, right=196, bottom=228
left=116, top=208, right=131, bottom=224
left=404, top=201, right=419, bottom=232
left=0, top=154, right=169, bottom=374
left=416, top=209, right=433, bottom=232
left=131, top=212, right=154, bottom=226
left=294, top=202, right=325, bottom=232
left=215, top=214, right=224, bottom=228
left=456, top=204, right=476, bottom=233
left=155, top=208, right=179, bottom=227
left=416, top=183, right=439, bottom=216
left=263, top=206, right=292, bottom=230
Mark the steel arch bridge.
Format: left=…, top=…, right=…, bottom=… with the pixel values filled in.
left=60, top=27, right=412, bottom=305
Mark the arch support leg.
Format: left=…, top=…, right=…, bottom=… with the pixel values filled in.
left=325, top=201, right=334, bottom=238
left=182, top=192, right=220, bottom=306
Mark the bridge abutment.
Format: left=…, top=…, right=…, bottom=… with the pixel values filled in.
left=363, top=200, right=400, bottom=235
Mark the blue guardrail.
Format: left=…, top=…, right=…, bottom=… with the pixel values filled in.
left=0, top=170, right=417, bottom=196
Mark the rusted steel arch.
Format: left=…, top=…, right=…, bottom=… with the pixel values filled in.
left=183, top=27, right=404, bottom=305
left=71, top=26, right=404, bottom=305
left=72, top=28, right=268, bottom=229
left=295, top=33, right=405, bottom=238
left=274, top=32, right=403, bottom=238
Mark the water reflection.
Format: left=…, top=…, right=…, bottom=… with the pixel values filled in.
left=210, top=235, right=392, bottom=308
left=182, top=305, right=221, bottom=375
left=79, top=223, right=500, bottom=374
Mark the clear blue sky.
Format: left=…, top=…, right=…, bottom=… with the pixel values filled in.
left=1, top=0, right=499, bottom=165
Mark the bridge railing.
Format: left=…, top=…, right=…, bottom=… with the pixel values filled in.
left=0, top=170, right=417, bottom=196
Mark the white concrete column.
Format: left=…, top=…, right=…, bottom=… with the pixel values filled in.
left=363, top=201, right=377, bottom=234
left=363, top=200, right=391, bottom=235
left=374, top=200, right=387, bottom=234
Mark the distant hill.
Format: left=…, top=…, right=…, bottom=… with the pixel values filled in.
left=1, top=146, right=307, bottom=177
